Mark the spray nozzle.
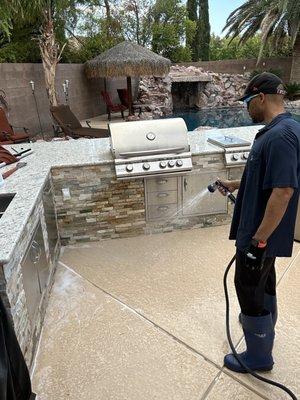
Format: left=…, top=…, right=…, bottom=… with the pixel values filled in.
left=207, top=181, right=218, bottom=193
left=207, top=180, right=236, bottom=204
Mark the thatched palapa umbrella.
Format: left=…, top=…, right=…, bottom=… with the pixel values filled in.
left=84, top=41, right=171, bottom=116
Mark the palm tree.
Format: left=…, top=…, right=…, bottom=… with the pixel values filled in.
left=1, top=0, right=79, bottom=106
left=223, top=0, right=300, bottom=82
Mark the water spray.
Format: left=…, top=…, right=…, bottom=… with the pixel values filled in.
left=209, top=179, right=298, bottom=400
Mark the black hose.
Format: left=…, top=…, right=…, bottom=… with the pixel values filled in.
left=224, top=255, right=298, bottom=400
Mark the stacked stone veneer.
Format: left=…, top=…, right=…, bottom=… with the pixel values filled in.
left=52, top=164, right=146, bottom=244
left=52, top=157, right=245, bottom=245
left=0, top=177, right=60, bottom=367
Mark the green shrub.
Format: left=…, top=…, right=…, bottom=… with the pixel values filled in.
left=0, top=40, right=41, bottom=63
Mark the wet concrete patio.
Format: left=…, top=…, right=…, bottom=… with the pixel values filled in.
left=31, top=224, right=300, bottom=399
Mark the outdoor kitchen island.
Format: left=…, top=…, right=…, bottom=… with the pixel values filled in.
left=0, top=124, right=260, bottom=367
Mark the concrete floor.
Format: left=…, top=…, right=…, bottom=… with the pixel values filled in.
left=32, top=225, right=300, bottom=399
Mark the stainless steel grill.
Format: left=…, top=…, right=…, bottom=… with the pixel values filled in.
left=207, top=133, right=251, bottom=167
left=109, top=118, right=192, bottom=179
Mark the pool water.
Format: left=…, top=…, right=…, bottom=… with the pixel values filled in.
left=172, top=107, right=300, bottom=131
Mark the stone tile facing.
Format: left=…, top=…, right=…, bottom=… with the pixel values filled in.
left=32, top=264, right=220, bottom=400
left=52, top=164, right=146, bottom=245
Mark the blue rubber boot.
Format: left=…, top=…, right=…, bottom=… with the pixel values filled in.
left=224, top=313, right=274, bottom=373
left=239, top=294, right=277, bottom=327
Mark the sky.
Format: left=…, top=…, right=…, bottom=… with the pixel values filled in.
left=209, top=0, right=245, bottom=36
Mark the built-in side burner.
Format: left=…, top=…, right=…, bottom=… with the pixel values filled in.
left=207, top=134, right=252, bottom=167
left=207, top=134, right=251, bottom=148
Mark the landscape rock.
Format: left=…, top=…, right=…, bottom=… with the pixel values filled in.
left=136, top=65, right=249, bottom=118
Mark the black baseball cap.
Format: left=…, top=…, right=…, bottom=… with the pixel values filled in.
left=238, top=72, right=286, bottom=102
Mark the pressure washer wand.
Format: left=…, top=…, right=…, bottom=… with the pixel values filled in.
left=207, top=180, right=236, bottom=204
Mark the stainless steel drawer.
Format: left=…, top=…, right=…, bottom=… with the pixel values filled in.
left=147, top=204, right=178, bottom=220
left=145, top=177, right=178, bottom=192
left=147, top=190, right=178, bottom=206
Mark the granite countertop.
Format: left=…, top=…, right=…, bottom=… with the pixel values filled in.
left=0, top=138, right=111, bottom=264
left=0, top=125, right=262, bottom=264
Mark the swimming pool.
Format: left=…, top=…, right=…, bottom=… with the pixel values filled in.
left=172, top=107, right=300, bottom=131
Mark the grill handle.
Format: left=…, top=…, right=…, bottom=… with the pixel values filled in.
left=119, top=147, right=186, bottom=158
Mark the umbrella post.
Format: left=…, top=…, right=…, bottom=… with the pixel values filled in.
left=127, top=76, right=134, bottom=116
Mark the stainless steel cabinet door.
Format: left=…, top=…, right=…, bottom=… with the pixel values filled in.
left=34, top=222, right=50, bottom=291
left=43, top=180, right=59, bottom=262
left=22, top=239, right=42, bottom=324
left=182, top=171, right=228, bottom=216
left=21, top=221, right=50, bottom=325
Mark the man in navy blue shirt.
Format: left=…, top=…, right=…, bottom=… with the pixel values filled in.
left=218, top=72, right=300, bottom=373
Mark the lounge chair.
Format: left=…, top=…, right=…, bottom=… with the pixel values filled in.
left=50, top=105, right=109, bottom=139
left=101, top=90, right=127, bottom=120
left=0, top=107, right=31, bottom=144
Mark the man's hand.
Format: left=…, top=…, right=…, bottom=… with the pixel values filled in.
left=245, top=239, right=267, bottom=271
left=217, top=178, right=240, bottom=196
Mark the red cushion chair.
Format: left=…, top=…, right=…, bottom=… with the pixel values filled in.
left=101, top=91, right=127, bottom=120
left=0, top=107, right=31, bottom=143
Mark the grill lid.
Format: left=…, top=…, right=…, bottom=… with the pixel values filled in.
left=110, top=118, right=189, bottom=159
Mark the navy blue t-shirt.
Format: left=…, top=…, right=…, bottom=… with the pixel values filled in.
left=229, top=112, right=300, bottom=257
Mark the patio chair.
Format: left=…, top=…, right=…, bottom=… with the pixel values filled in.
left=101, top=90, right=127, bottom=120
left=117, top=88, right=151, bottom=117
left=117, top=88, right=129, bottom=108
left=0, top=107, right=31, bottom=144
left=50, top=105, right=109, bottom=139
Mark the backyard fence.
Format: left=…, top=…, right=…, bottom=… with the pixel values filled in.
left=0, top=57, right=295, bottom=135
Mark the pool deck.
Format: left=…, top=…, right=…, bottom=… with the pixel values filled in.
left=32, top=224, right=300, bottom=400
left=81, top=114, right=126, bottom=129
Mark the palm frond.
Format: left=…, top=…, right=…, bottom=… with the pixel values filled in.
left=222, top=0, right=300, bottom=61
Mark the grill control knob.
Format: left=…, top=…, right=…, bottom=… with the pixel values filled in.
left=242, top=152, right=249, bottom=160
left=168, top=160, right=175, bottom=168
left=126, top=164, right=133, bottom=172
left=159, top=161, right=167, bottom=168
left=176, top=159, right=183, bottom=167
left=231, top=154, right=239, bottom=161
left=143, top=162, right=150, bottom=170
